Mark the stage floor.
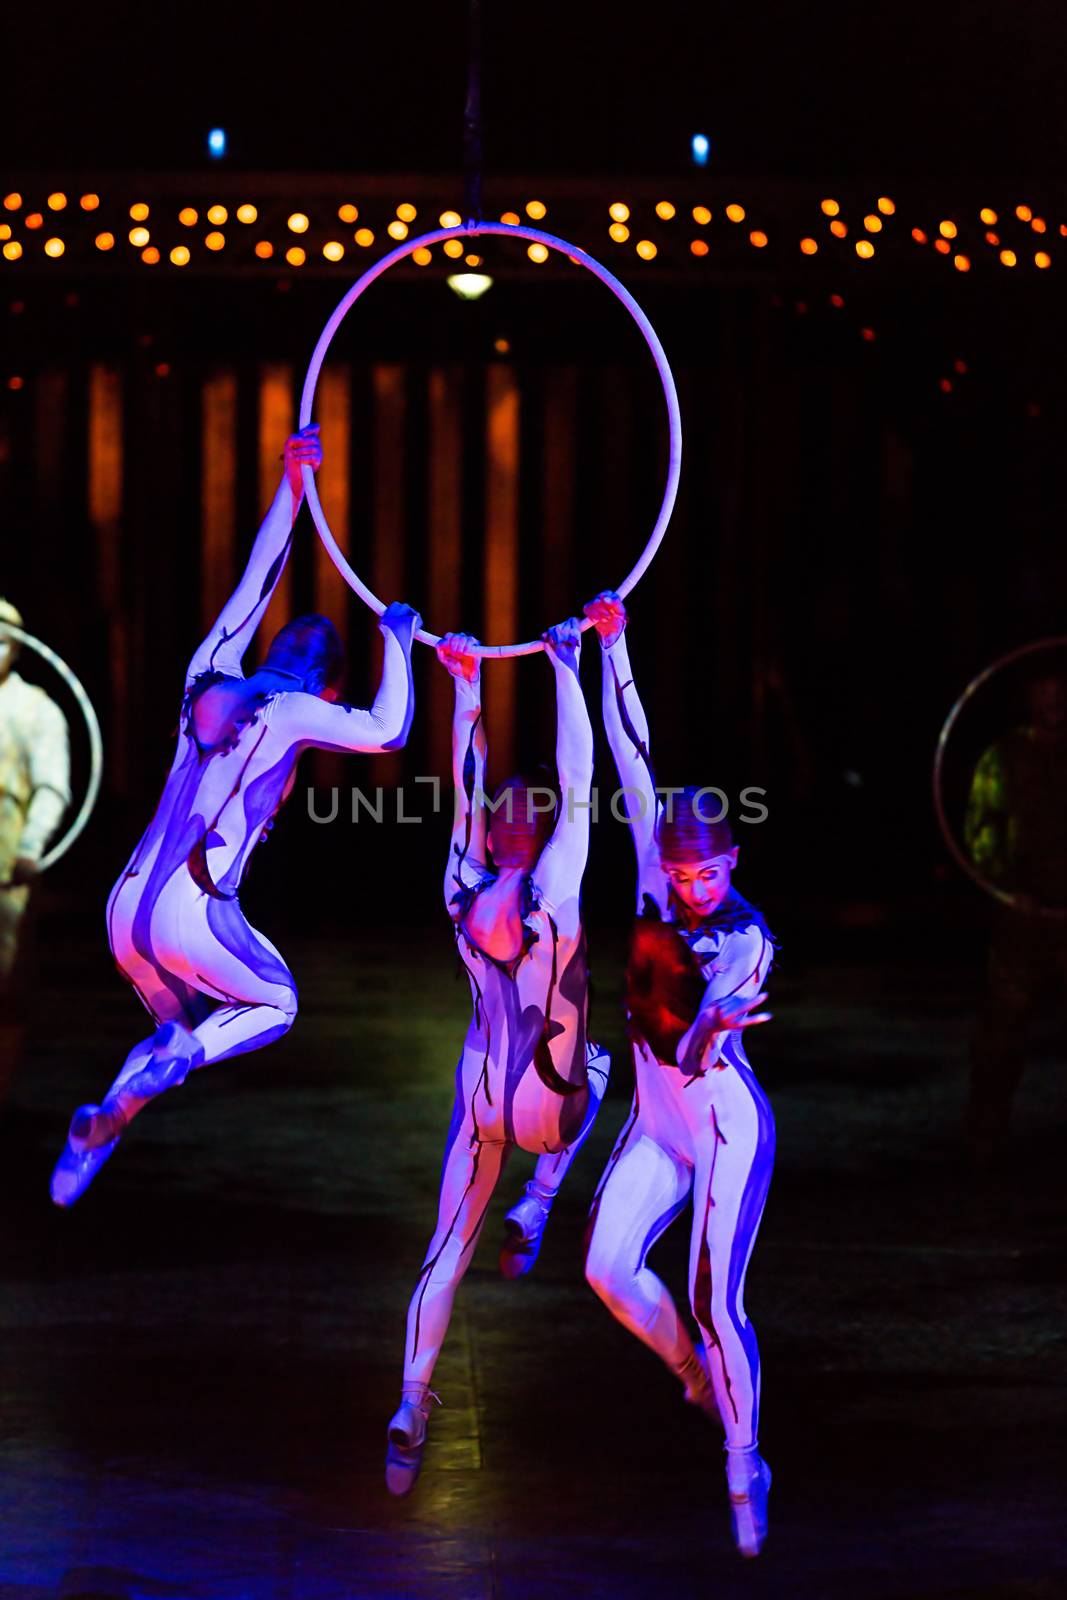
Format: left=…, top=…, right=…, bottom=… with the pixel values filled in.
left=1, top=919, right=1065, bottom=1599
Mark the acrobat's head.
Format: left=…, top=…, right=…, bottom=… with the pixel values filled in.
left=0, top=598, right=23, bottom=686
left=263, top=613, right=345, bottom=700
left=487, top=772, right=558, bottom=871
left=1026, top=669, right=1067, bottom=743
left=656, top=787, right=739, bottom=921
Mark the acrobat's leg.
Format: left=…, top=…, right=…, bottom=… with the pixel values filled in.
left=584, top=1131, right=714, bottom=1408
left=51, top=888, right=297, bottom=1207
left=688, top=1066, right=776, bottom=1557
left=500, top=1041, right=611, bottom=1279
left=387, top=1100, right=508, bottom=1496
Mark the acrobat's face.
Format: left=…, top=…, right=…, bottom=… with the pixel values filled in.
left=662, top=850, right=738, bottom=920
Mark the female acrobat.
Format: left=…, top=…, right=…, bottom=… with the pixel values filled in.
left=51, top=427, right=420, bottom=1205
left=581, top=591, right=776, bottom=1559
left=386, top=621, right=610, bottom=1494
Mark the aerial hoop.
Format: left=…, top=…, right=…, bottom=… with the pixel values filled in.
left=298, top=222, right=682, bottom=657
left=933, top=634, right=1067, bottom=920
left=0, top=623, right=104, bottom=878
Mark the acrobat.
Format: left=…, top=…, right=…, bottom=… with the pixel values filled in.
left=51, top=426, right=420, bottom=1205
left=386, top=622, right=610, bottom=1494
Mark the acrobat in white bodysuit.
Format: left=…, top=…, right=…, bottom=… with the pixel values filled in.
left=580, top=593, right=776, bottom=1559
left=386, top=624, right=610, bottom=1494
left=51, top=429, right=420, bottom=1206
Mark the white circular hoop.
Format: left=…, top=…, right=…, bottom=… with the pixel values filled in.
left=298, top=222, right=682, bottom=657
left=933, top=634, right=1067, bottom=919
left=1, top=624, right=104, bottom=879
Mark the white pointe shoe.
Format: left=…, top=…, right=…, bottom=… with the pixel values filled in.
left=500, top=1182, right=553, bottom=1279
left=726, top=1447, right=772, bottom=1558
left=385, top=1390, right=438, bottom=1496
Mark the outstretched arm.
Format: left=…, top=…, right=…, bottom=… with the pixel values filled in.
left=437, top=634, right=489, bottom=913
left=676, top=924, right=773, bottom=1075
left=185, top=427, right=322, bottom=685
left=6, top=694, right=71, bottom=886
left=532, top=619, right=595, bottom=917
left=584, top=592, right=660, bottom=897
left=275, top=603, right=419, bottom=754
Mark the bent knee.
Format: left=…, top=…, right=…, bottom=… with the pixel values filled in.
left=584, top=1245, right=627, bottom=1309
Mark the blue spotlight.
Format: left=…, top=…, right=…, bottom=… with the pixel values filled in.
left=207, top=128, right=227, bottom=159
left=691, top=133, right=710, bottom=167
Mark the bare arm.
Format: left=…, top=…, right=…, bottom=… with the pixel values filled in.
left=185, top=427, right=321, bottom=685
left=437, top=634, right=489, bottom=913
left=676, top=925, right=773, bottom=1075
left=532, top=619, right=595, bottom=917
left=275, top=604, right=418, bottom=754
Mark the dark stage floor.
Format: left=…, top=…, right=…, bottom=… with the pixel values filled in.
left=1, top=913, right=1065, bottom=1599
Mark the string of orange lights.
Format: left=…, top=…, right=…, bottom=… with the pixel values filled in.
left=0, top=188, right=1061, bottom=273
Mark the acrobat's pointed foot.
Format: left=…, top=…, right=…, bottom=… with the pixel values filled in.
left=50, top=1105, right=124, bottom=1207
left=385, top=1388, right=439, bottom=1497
left=726, top=1446, right=772, bottom=1559
left=499, top=1181, right=553, bottom=1279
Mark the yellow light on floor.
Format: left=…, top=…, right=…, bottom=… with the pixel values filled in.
left=95, top=232, right=115, bottom=251
left=979, top=207, right=997, bottom=225
left=130, top=202, right=150, bottom=221
left=3, top=194, right=22, bottom=211
left=494, top=338, right=510, bottom=354
left=439, top=210, right=461, bottom=228
left=141, top=246, right=160, bottom=264
left=655, top=201, right=676, bottom=220
left=413, top=246, right=432, bottom=266
left=500, top=211, right=520, bottom=226
left=636, top=239, right=657, bottom=260
left=527, top=242, right=549, bottom=262
left=800, top=237, right=818, bottom=255
left=877, top=196, right=895, bottom=215
left=286, top=246, right=306, bottom=266
left=465, top=253, right=483, bottom=266
left=856, top=240, right=875, bottom=259
left=387, top=220, right=409, bottom=240
left=526, top=200, right=547, bottom=220
left=80, top=194, right=100, bottom=211
left=397, top=202, right=417, bottom=222
left=1032, top=216, right=1047, bottom=233
left=339, top=204, right=359, bottom=223
left=443, top=238, right=464, bottom=258
left=25, top=214, right=43, bottom=229
left=1016, top=204, right=1032, bottom=222
left=355, top=228, right=374, bottom=247
left=821, top=198, right=840, bottom=217
left=954, top=254, right=970, bottom=272
left=255, top=241, right=274, bottom=259
left=204, top=231, right=225, bottom=251
left=47, top=192, right=67, bottom=211
left=1035, top=251, right=1051, bottom=269
left=863, top=214, right=883, bottom=233
left=207, top=205, right=228, bottom=225
left=609, top=222, right=629, bottom=243
left=609, top=202, right=630, bottom=222
left=830, top=220, right=848, bottom=238
left=690, top=239, right=709, bottom=257
left=1000, top=249, right=1017, bottom=267
left=749, top=230, right=768, bottom=248
left=129, top=226, right=150, bottom=247
left=939, top=220, right=957, bottom=239
left=2, top=241, right=22, bottom=260
left=237, top=204, right=258, bottom=224
left=725, top=203, right=745, bottom=223
left=170, top=245, right=190, bottom=265
left=692, top=205, right=712, bottom=225
left=180, top=208, right=198, bottom=226
left=43, top=237, right=65, bottom=257
left=323, top=240, right=345, bottom=261
left=288, top=212, right=309, bottom=233
left=934, top=238, right=950, bottom=254
left=912, top=227, right=928, bottom=243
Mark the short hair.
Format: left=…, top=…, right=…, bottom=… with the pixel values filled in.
left=656, top=785, right=734, bottom=863
left=264, top=613, right=345, bottom=690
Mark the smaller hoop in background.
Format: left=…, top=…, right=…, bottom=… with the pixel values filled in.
left=298, top=221, right=682, bottom=657
left=0, top=624, right=104, bottom=878
left=933, top=634, right=1067, bottom=919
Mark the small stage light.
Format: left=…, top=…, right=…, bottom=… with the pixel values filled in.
left=446, top=272, right=493, bottom=300
left=691, top=133, right=710, bottom=166
left=208, top=128, right=227, bottom=159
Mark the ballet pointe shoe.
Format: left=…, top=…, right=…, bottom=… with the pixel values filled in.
left=726, top=1444, right=772, bottom=1559
left=500, top=1180, right=554, bottom=1279
left=385, top=1386, right=440, bottom=1497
